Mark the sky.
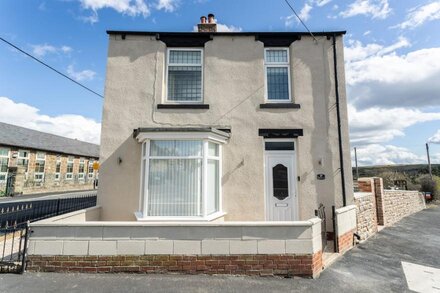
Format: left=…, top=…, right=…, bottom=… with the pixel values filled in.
left=0, top=0, right=439, bottom=166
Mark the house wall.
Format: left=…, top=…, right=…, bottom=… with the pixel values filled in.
left=0, top=145, right=98, bottom=195
left=27, top=209, right=323, bottom=277
left=99, top=34, right=353, bottom=223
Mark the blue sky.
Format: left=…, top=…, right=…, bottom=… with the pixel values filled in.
left=0, top=0, right=439, bottom=165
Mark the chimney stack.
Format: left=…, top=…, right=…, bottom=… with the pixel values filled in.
left=197, top=13, right=217, bottom=33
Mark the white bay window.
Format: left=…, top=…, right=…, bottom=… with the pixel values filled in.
left=136, top=129, right=228, bottom=220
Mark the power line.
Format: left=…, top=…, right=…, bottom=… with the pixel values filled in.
left=0, top=37, right=103, bottom=99
left=283, top=0, right=318, bottom=42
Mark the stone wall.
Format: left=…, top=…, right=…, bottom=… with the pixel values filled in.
left=0, top=145, right=98, bottom=195
left=381, top=190, right=425, bottom=226
left=354, top=191, right=378, bottom=241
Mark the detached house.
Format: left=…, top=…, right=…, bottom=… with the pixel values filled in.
left=26, top=16, right=357, bottom=278
left=99, top=16, right=353, bottom=223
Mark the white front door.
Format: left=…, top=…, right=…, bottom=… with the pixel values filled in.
left=265, top=153, right=297, bottom=221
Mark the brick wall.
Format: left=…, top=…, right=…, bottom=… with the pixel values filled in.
left=27, top=253, right=322, bottom=278
left=337, top=229, right=355, bottom=254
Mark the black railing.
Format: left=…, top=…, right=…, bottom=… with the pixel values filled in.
left=315, top=204, right=327, bottom=252
left=0, top=194, right=97, bottom=229
left=1, top=223, right=29, bottom=273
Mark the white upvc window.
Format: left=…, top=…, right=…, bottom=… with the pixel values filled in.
left=66, top=156, right=74, bottom=180
left=166, top=48, right=203, bottom=103
left=264, top=48, right=291, bottom=102
left=55, top=155, right=61, bottom=181
left=17, top=150, right=30, bottom=176
left=136, top=132, right=227, bottom=221
left=34, top=152, right=46, bottom=181
left=0, top=148, right=9, bottom=182
left=88, top=160, right=95, bottom=179
left=78, top=157, right=85, bottom=180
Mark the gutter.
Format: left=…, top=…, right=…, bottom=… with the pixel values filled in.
left=332, top=34, right=347, bottom=207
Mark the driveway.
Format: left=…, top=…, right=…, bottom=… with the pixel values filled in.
left=1, top=206, right=439, bottom=292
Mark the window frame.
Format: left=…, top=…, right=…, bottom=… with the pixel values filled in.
left=165, top=48, right=204, bottom=104
left=66, top=156, right=74, bottom=180
left=88, top=160, right=95, bottom=179
left=55, top=155, right=61, bottom=181
left=137, top=136, right=225, bottom=221
left=34, top=152, right=46, bottom=182
left=264, top=48, right=292, bottom=103
left=0, top=148, right=9, bottom=182
left=78, top=157, right=85, bottom=180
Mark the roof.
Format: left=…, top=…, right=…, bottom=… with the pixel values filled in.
left=106, top=31, right=346, bottom=37
left=133, top=127, right=231, bottom=139
left=0, top=122, right=99, bottom=158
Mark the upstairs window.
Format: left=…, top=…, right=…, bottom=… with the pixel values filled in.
left=78, top=158, right=85, bottom=180
left=166, top=49, right=203, bottom=103
left=55, top=156, right=61, bottom=181
left=0, top=148, right=9, bottom=182
left=34, top=152, right=46, bottom=181
left=66, top=156, right=74, bottom=180
left=264, top=48, right=291, bottom=102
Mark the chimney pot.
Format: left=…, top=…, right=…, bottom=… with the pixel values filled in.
left=208, top=13, right=215, bottom=23
left=197, top=13, right=217, bottom=32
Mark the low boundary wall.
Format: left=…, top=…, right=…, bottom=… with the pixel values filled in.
left=334, top=205, right=357, bottom=253
left=27, top=207, right=323, bottom=278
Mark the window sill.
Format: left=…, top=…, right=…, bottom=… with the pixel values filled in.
left=157, top=104, right=209, bottom=109
left=260, top=103, right=301, bottom=109
left=134, top=211, right=226, bottom=222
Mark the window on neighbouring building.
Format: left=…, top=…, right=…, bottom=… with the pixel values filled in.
left=17, top=150, right=30, bottom=174
left=66, top=156, right=74, bottom=180
left=34, top=152, right=46, bottom=181
left=264, top=48, right=291, bottom=102
left=55, top=156, right=61, bottom=181
left=0, top=148, right=9, bottom=182
left=88, top=160, right=94, bottom=179
left=142, top=139, right=220, bottom=218
left=78, top=158, right=85, bottom=180
left=167, top=49, right=203, bottom=103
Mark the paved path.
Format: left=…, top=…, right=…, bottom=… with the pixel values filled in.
left=1, top=206, right=439, bottom=292
left=0, top=190, right=97, bottom=203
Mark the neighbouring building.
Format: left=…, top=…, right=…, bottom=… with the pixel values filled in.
left=98, top=16, right=354, bottom=224
left=0, top=122, right=99, bottom=196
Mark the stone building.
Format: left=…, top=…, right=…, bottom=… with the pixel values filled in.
left=0, top=122, right=99, bottom=196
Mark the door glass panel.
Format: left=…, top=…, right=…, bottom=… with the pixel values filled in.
left=272, top=164, right=289, bottom=200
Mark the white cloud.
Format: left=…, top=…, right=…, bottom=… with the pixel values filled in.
left=32, top=44, right=73, bottom=58
left=67, top=64, right=96, bottom=82
left=352, top=144, right=427, bottom=166
left=340, top=0, right=391, bottom=19
left=348, top=105, right=440, bottom=145
left=344, top=37, right=410, bottom=63
left=155, top=0, right=179, bottom=12
left=429, top=129, right=440, bottom=144
left=78, top=0, right=150, bottom=22
left=393, top=2, right=440, bottom=29
left=363, top=30, right=371, bottom=36
left=192, top=23, right=242, bottom=32
left=299, top=3, right=313, bottom=21
left=315, top=0, right=331, bottom=7
left=0, top=97, right=100, bottom=144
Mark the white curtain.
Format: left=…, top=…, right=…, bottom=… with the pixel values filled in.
left=148, top=140, right=202, bottom=216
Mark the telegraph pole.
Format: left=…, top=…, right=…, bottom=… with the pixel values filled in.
left=426, top=143, right=432, bottom=180
left=354, top=147, right=359, bottom=180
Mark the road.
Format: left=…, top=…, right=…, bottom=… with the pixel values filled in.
left=0, top=190, right=97, bottom=203
left=0, top=206, right=439, bottom=292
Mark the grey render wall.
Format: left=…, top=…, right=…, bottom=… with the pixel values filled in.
left=99, top=34, right=354, bottom=223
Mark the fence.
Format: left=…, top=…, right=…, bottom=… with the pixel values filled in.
left=0, top=193, right=97, bottom=273
left=0, top=193, right=97, bottom=229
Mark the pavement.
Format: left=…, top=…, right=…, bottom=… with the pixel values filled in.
left=1, top=206, right=439, bottom=293
left=0, top=190, right=97, bottom=203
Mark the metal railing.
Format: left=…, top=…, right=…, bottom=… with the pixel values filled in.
left=0, top=193, right=97, bottom=229
left=0, top=193, right=96, bottom=273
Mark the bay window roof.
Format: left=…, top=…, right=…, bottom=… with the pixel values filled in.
left=134, top=127, right=230, bottom=143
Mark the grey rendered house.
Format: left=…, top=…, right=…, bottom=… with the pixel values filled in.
left=98, top=19, right=354, bottom=223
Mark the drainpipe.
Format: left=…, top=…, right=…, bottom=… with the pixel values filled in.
left=332, top=34, right=347, bottom=207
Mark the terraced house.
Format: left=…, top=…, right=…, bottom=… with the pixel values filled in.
left=0, top=122, right=99, bottom=196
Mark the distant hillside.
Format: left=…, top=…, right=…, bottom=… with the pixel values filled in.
left=353, top=164, right=440, bottom=178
